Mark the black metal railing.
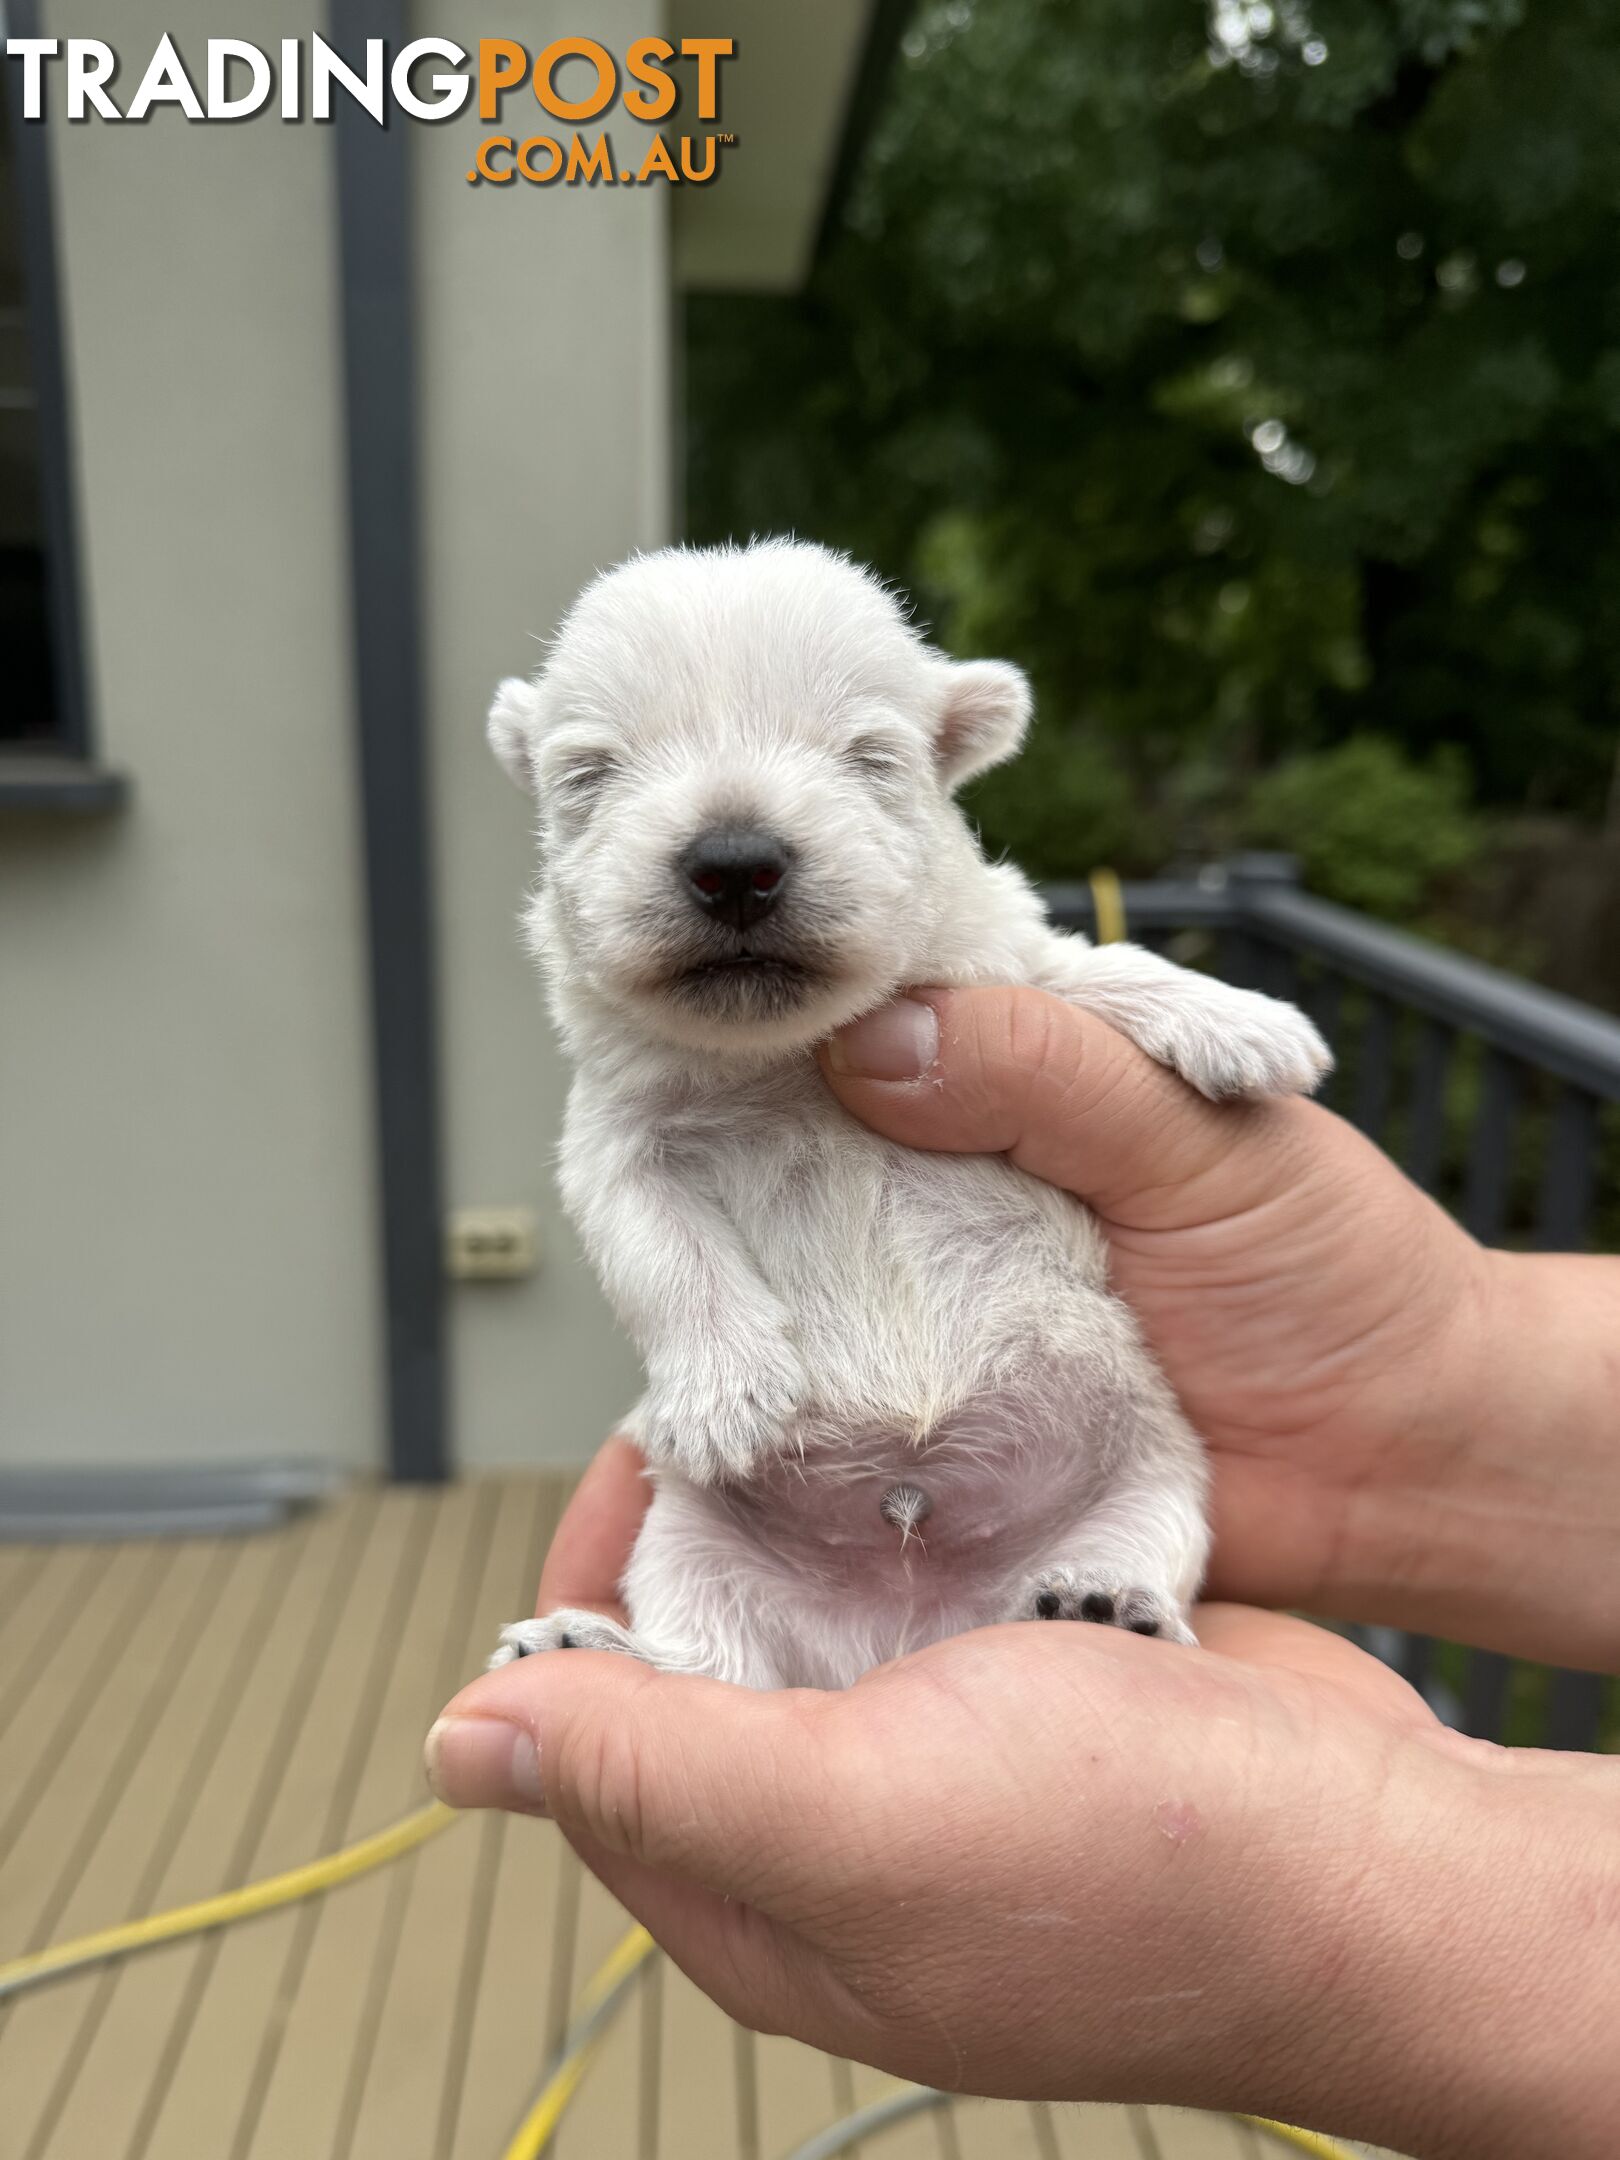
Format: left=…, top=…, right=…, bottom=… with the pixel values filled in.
left=1045, top=853, right=1620, bottom=1756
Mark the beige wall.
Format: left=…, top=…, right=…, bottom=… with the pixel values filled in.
left=413, top=0, right=663, bottom=1466
left=0, top=0, right=381, bottom=1468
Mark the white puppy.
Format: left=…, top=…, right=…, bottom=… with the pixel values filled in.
left=487, top=541, right=1328, bottom=1689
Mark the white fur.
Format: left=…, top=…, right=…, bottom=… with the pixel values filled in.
left=486, top=541, right=1331, bottom=1689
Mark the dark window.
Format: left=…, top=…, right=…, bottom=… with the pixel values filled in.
left=0, top=85, right=55, bottom=747
left=1, top=5, right=92, bottom=766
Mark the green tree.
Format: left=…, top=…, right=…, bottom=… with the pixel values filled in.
left=687, top=0, right=1620, bottom=898
left=1242, top=734, right=1480, bottom=916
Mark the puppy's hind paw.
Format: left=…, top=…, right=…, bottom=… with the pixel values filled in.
left=1025, top=1572, right=1197, bottom=1647
left=488, top=1610, right=643, bottom=1670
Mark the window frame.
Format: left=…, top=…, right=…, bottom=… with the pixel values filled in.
left=0, top=0, right=120, bottom=811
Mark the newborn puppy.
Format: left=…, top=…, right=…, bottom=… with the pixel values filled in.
left=487, top=541, right=1329, bottom=1689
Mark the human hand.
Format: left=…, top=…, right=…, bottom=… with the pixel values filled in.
left=425, top=985, right=1620, bottom=2160
left=819, top=988, right=1620, bottom=1669
left=427, top=1579, right=1619, bottom=2159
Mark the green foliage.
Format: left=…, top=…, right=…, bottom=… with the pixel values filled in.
left=687, top=0, right=1620, bottom=901
left=965, top=725, right=1150, bottom=882
left=1240, top=734, right=1481, bottom=916
left=1423, top=1639, right=1619, bottom=1751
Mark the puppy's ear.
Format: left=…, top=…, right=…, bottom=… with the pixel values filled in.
left=934, top=659, right=1031, bottom=789
left=487, top=676, right=542, bottom=794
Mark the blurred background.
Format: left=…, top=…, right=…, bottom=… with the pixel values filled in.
left=0, top=7, right=1617, bottom=2156
left=692, top=0, right=1620, bottom=987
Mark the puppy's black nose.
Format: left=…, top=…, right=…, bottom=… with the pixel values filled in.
left=680, top=829, right=790, bottom=932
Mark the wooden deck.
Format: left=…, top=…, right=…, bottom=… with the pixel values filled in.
left=0, top=1479, right=1383, bottom=2160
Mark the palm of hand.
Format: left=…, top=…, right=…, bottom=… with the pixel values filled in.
left=1094, top=1098, right=1482, bottom=1609
left=537, top=1513, right=1445, bottom=2105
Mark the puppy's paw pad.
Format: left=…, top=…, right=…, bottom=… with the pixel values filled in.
left=1028, top=1576, right=1196, bottom=1646
left=487, top=1611, right=637, bottom=1670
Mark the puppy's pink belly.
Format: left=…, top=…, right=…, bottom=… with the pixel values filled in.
left=723, top=1415, right=1090, bottom=1590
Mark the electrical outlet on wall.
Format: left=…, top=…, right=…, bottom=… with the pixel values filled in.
left=445, top=1206, right=539, bottom=1281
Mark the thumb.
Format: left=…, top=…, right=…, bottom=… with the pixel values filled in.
left=819, top=985, right=1315, bottom=1229
left=426, top=1652, right=836, bottom=1911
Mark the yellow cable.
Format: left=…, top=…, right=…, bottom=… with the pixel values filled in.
left=0, top=1799, right=457, bottom=2002
left=1088, top=866, right=1127, bottom=944
left=1238, top=2119, right=1361, bottom=2159
left=500, top=1925, right=658, bottom=2160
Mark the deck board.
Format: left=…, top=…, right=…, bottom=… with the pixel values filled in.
left=0, top=1545, right=65, bottom=1700
left=0, top=1480, right=1399, bottom=2160
left=552, top=1862, right=658, bottom=2160
left=0, top=1541, right=172, bottom=1868
left=130, top=1486, right=413, bottom=2160
left=1, top=1541, right=205, bottom=1958
left=23, top=1495, right=359, bottom=2160
left=0, top=1545, right=108, bottom=1745
left=1, top=1531, right=265, bottom=2157
left=240, top=1480, right=465, bottom=2160
left=343, top=1479, right=550, bottom=2160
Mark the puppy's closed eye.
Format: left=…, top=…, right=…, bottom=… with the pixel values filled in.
left=844, top=734, right=911, bottom=788
left=554, top=752, right=618, bottom=807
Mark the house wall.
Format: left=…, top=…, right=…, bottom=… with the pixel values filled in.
left=0, top=0, right=380, bottom=1470
left=0, top=1, right=662, bottom=1472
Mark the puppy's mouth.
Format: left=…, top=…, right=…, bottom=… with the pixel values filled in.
left=677, top=952, right=814, bottom=987
left=661, top=944, right=828, bottom=1019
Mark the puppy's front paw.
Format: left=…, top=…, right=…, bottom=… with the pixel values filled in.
left=641, top=1346, right=805, bottom=1485
left=1167, top=989, right=1331, bottom=1101
left=488, top=1610, right=642, bottom=1670
left=1024, top=1570, right=1197, bottom=1647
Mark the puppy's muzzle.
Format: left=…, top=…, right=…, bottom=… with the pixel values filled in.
left=679, top=827, right=790, bottom=933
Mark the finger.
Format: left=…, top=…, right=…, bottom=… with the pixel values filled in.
left=820, top=986, right=1333, bottom=1231
left=562, top=1825, right=830, bottom=2043
left=426, top=1651, right=841, bottom=1912
left=537, top=1434, right=651, bottom=1621
left=1195, top=1604, right=1436, bottom=1729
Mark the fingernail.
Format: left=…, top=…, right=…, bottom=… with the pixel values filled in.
left=826, top=997, right=939, bottom=1081
left=424, top=1716, right=546, bottom=1813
